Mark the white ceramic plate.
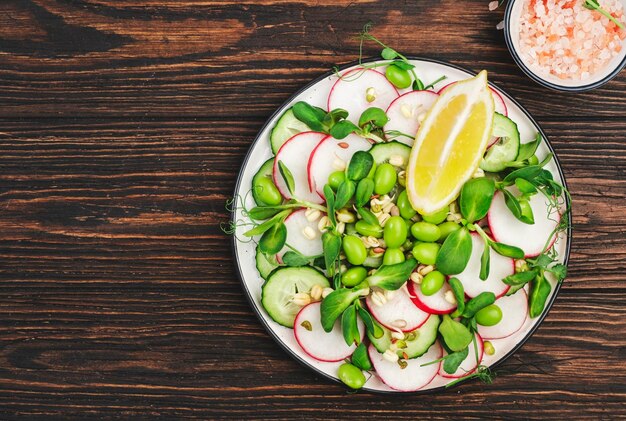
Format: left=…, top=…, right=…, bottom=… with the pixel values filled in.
left=231, top=58, right=572, bottom=393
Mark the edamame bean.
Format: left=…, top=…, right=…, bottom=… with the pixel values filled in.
left=338, top=363, right=366, bottom=389
left=411, top=242, right=440, bottom=265
left=355, top=220, right=383, bottom=238
left=383, top=248, right=405, bottom=265
left=397, top=190, right=417, bottom=219
left=374, top=163, right=397, bottom=195
left=410, top=221, right=441, bottom=242
left=341, top=266, right=368, bottom=287
left=476, top=304, right=503, bottom=326
left=254, top=176, right=282, bottom=206
left=343, top=235, right=367, bottom=265
left=385, top=64, right=412, bottom=89
left=437, top=221, right=461, bottom=241
left=383, top=216, right=407, bottom=248
left=420, top=270, right=445, bottom=296
left=421, top=207, right=448, bottom=224
left=328, top=171, right=346, bottom=190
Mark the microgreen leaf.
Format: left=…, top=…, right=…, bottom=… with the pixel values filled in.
left=335, top=180, right=356, bottom=209
left=503, top=165, right=543, bottom=184
left=358, top=307, right=385, bottom=339
left=459, top=177, right=496, bottom=223
left=341, top=304, right=361, bottom=346
left=323, top=184, right=337, bottom=227
left=322, top=231, right=342, bottom=276
left=244, top=209, right=292, bottom=237
left=258, top=222, right=287, bottom=254
left=381, top=47, right=398, bottom=60
left=480, top=236, right=491, bottom=281
left=518, top=198, right=535, bottom=224
left=277, top=160, right=296, bottom=196
left=330, top=120, right=359, bottom=139
left=320, top=288, right=363, bottom=332
left=352, top=342, right=373, bottom=370
left=390, top=60, right=415, bottom=71
left=347, top=151, right=374, bottom=181
left=358, top=107, right=389, bottom=128
left=448, top=277, right=466, bottom=318
left=503, top=269, right=538, bottom=286
left=443, top=347, right=469, bottom=374
left=435, top=227, right=473, bottom=275
left=516, top=133, right=542, bottom=162
left=356, top=206, right=380, bottom=227
left=502, top=188, right=524, bottom=221
left=489, top=241, right=525, bottom=259
left=439, top=314, right=473, bottom=352
left=282, top=251, right=311, bottom=267
left=462, top=292, right=496, bottom=319
left=548, top=263, right=567, bottom=281
left=292, top=101, right=326, bottom=131
left=515, top=178, right=538, bottom=194
left=355, top=178, right=375, bottom=208
left=529, top=273, right=551, bottom=318
left=247, top=206, right=284, bottom=220
left=365, top=259, right=418, bottom=291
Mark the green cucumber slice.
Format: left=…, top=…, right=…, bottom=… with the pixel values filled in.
left=251, top=158, right=276, bottom=206
left=369, top=141, right=412, bottom=166
left=368, top=314, right=440, bottom=358
left=480, top=113, right=520, bottom=173
left=261, top=267, right=330, bottom=328
left=255, top=244, right=280, bottom=280
left=270, top=108, right=311, bottom=154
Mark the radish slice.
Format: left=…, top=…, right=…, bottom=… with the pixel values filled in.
left=438, top=82, right=507, bottom=147
left=439, top=334, right=484, bottom=378
left=407, top=279, right=456, bottom=315
left=328, top=68, right=399, bottom=124
left=478, top=289, right=528, bottom=340
left=366, top=287, right=430, bottom=332
left=294, top=302, right=364, bottom=362
left=280, top=208, right=324, bottom=258
left=384, top=91, right=439, bottom=146
left=307, top=134, right=371, bottom=197
left=454, top=233, right=513, bottom=299
left=488, top=188, right=561, bottom=258
left=273, top=132, right=327, bottom=204
left=369, top=342, right=442, bottom=391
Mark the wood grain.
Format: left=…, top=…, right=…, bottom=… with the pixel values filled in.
left=0, top=0, right=625, bottom=419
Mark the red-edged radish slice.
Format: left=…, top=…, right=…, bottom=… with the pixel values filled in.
left=478, top=289, right=528, bottom=340
left=407, top=279, right=457, bottom=315
left=439, top=334, right=484, bottom=378
left=438, top=82, right=507, bottom=147
left=279, top=208, right=324, bottom=258
left=273, top=132, right=327, bottom=204
left=369, top=342, right=442, bottom=391
left=294, top=302, right=364, bottom=362
left=454, top=233, right=513, bottom=299
left=307, top=134, right=371, bottom=198
left=488, top=188, right=560, bottom=258
left=328, top=68, right=399, bottom=124
left=366, top=287, right=430, bottom=332
left=383, top=91, right=439, bottom=146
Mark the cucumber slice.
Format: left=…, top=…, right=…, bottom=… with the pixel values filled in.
left=256, top=244, right=279, bottom=280
left=251, top=158, right=277, bottom=206
left=369, top=141, right=412, bottom=166
left=270, top=108, right=311, bottom=154
left=261, top=267, right=330, bottom=328
left=368, top=314, right=440, bottom=358
left=480, top=113, right=520, bottom=173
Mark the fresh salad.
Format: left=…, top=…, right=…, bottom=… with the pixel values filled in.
left=229, top=29, right=570, bottom=392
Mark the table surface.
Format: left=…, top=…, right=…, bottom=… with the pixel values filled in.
left=1, top=0, right=625, bottom=419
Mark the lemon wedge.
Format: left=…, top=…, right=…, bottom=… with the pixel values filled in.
left=406, top=70, right=495, bottom=215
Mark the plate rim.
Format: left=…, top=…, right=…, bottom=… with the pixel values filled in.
left=230, top=56, right=572, bottom=394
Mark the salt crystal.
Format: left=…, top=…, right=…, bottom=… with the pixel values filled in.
left=489, top=1, right=499, bottom=11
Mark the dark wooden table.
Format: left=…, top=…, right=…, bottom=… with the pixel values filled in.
left=1, top=0, right=625, bottom=419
